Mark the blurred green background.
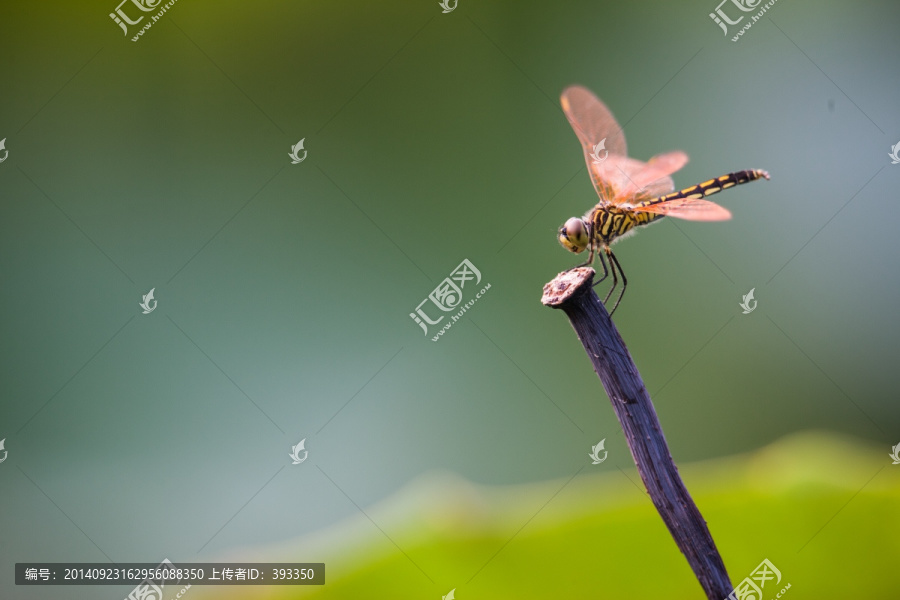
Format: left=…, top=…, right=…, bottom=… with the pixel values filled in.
left=1, top=0, right=899, bottom=598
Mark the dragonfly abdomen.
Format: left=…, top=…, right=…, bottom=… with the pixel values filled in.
left=646, top=169, right=769, bottom=205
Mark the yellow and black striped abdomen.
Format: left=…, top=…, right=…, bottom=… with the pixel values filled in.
left=643, top=169, right=770, bottom=206
left=590, top=169, right=769, bottom=246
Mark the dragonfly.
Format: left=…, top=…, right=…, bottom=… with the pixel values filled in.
left=557, top=85, right=769, bottom=315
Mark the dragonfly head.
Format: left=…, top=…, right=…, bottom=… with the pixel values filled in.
left=558, top=217, right=590, bottom=254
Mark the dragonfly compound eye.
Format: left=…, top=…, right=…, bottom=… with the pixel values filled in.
left=559, top=217, right=588, bottom=253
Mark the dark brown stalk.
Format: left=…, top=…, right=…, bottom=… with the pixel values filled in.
left=542, top=267, right=732, bottom=600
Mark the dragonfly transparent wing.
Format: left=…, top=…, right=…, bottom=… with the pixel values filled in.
left=632, top=197, right=732, bottom=221
left=561, top=86, right=690, bottom=205
left=561, top=86, right=628, bottom=203
left=592, top=150, right=689, bottom=204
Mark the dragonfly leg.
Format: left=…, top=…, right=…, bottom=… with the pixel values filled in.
left=606, top=247, right=627, bottom=316
left=591, top=247, right=610, bottom=286
left=575, top=252, right=594, bottom=268
left=602, top=245, right=618, bottom=305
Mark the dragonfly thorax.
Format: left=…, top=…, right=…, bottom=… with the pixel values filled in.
left=588, top=205, right=659, bottom=246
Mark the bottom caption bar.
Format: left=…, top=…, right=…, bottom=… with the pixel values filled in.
left=16, top=562, right=324, bottom=585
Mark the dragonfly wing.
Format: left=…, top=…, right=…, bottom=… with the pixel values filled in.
left=632, top=198, right=732, bottom=221
left=638, top=151, right=689, bottom=193
left=590, top=155, right=652, bottom=202
left=591, top=150, right=688, bottom=203
left=561, top=86, right=627, bottom=202
left=646, top=151, right=689, bottom=172
left=560, top=86, right=627, bottom=156
left=560, top=87, right=691, bottom=205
